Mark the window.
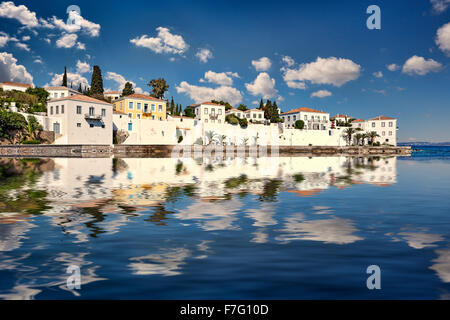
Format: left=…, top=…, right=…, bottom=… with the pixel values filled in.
left=389, top=131, right=392, bottom=136
left=372, top=122, right=375, bottom=127
left=55, top=106, right=59, bottom=114
left=90, top=124, right=94, bottom=128
left=101, top=109, right=106, bottom=117
left=389, top=122, right=393, bottom=127
left=76, top=106, right=82, bottom=114
left=287, top=116, right=290, bottom=121
left=120, top=102, right=123, bottom=110
left=54, top=93, right=58, bottom=98
left=211, top=108, right=215, bottom=115
left=151, top=104, right=155, bottom=111
left=151, top=115, right=155, bottom=120
left=77, top=123, right=81, bottom=127
left=323, top=116, right=326, bottom=121
left=382, top=131, right=385, bottom=136
left=137, top=114, right=141, bottom=119
left=381, top=122, right=385, bottom=127
left=129, top=102, right=134, bottom=110
left=144, top=104, right=148, bottom=113
left=218, top=109, right=222, bottom=115
left=128, top=113, right=132, bottom=118
left=128, top=123, right=132, bottom=131
left=304, top=115, right=307, bottom=120
left=137, top=103, right=141, bottom=110
left=204, top=108, right=208, bottom=114
left=259, top=114, right=262, bottom=118
left=253, top=114, right=256, bottom=118
left=102, top=124, right=105, bottom=129
left=158, top=105, right=162, bottom=112
left=159, top=117, right=162, bottom=121
left=89, top=107, right=95, bottom=116
left=50, top=106, right=53, bottom=115
left=60, top=105, right=64, bottom=114
left=293, top=115, right=296, bottom=121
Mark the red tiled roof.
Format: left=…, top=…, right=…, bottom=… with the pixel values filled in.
left=48, top=94, right=112, bottom=105
left=245, top=108, right=264, bottom=112
left=226, top=107, right=240, bottom=112
left=334, top=114, right=352, bottom=118
left=369, top=116, right=395, bottom=121
left=280, top=107, right=327, bottom=115
left=118, top=94, right=166, bottom=102
left=105, top=91, right=120, bottom=94
left=1, top=81, right=32, bottom=88
left=352, top=119, right=365, bottom=122
left=44, top=86, right=79, bottom=92
left=113, top=110, right=126, bottom=115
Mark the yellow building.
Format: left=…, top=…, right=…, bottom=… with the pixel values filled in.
left=113, top=94, right=167, bottom=120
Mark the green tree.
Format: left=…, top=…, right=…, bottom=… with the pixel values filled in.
left=183, top=106, right=195, bottom=118
left=148, top=78, right=169, bottom=99
left=0, top=110, right=27, bottom=141
left=121, top=82, right=135, bottom=96
left=62, top=66, right=67, bottom=87
left=367, top=131, right=380, bottom=146
left=212, top=100, right=233, bottom=111
left=239, top=117, right=248, bottom=128
left=25, top=87, right=49, bottom=104
left=170, top=97, right=175, bottom=114
left=343, top=127, right=357, bottom=145
left=294, top=120, right=305, bottom=129
left=264, top=100, right=282, bottom=123
left=25, top=115, right=43, bottom=141
left=90, top=65, right=104, bottom=96
left=237, top=104, right=248, bottom=111
left=225, top=114, right=239, bottom=125
left=77, top=83, right=82, bottom=93
left=259, top=98, right=264, bottom=110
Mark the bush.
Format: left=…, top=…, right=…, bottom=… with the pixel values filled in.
left=178, top=135, right=183, bottom=143
left=0, top=110, right=27, bottom=139
left=22, top=140, right=40, bottom=144
left=239, top=118, right=248, bottom=128
left=294, top=120, right=305, bottom=129
left=225, top=114, right=240, bottom=125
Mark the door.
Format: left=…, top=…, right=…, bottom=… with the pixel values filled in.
left=53, top=122, right=60, bottom=134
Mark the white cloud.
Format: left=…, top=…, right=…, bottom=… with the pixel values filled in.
left=45, top=12, right=100, bottom=37
left=0, top=32, right=11, bottom=47
left=196, top=48, right=213, bottom=63
left=130, top=27, right=188, bottom=55
left=402, top=55, right=442, bottom=75
left=387, top=63, right=400, bottom=71
left=436, top=22, right=450, bottom=56
left=33, top=58, right=42, bottom=64
left=252, top=57, right=272, bottom=71
left=105, top=71, right=147, bottom=94
left=76, top=42, right=85, bottom=50
left=76, top=60, right=91, bottom=74
left=245, top=72, right=278, bottom=99
left=430, top=0, right=450, bottom=13
left=282, top=55, right=295, bottom=67
left=21, top=35, right=30, bottom=41
left=201, top=71, right=239, bottom=86
left=176, top=81, right=242, bottom=105
left=56, top=33, right=79, bottom=49
left=44, top=38, right=51, bottom=44
left=373, top=71, right=383, bottom=78
left=283, top=57, right=361, bottom=88
left=285, top=80, right=306, bottom=90
left=0, top=1, right=39, bottom=28
left=311, top=90, right=332, bottom=98
left=0, top=51, right=33, bottom=84
left=49, top=72, right=89, bottom=89
left=14, top=42, right=29, bottom=51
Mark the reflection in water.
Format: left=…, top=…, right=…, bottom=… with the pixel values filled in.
left=1, top=155, right=449, bottom=299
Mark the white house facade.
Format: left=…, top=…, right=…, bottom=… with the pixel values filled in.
left=244, top=108, right=265, bottom=122
left=365, top=116, right=397, bottom=146
left=44, top=86, right=80, bottom=100
left=280, top=107, right=330, bottom=130
left=191, top=102, right=226, bottom=124
left=45, top=95, right=113, bottom=145
left=104, top=91, right=120, bottom=101
left=0, top=81, right=33, bottom=92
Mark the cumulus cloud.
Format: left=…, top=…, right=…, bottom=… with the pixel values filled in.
left=48, top=72, right=89, bottom=89
left=282, top=55, right=295, bottom=67
left=0, top=1, right=39, bottom=28
left=44, top=11, right=100, bottom=37
left=436, top=22, right=450, bottom=56
left=311, top=90, right=332, bottom=98
left=200, top=71, right=239, bottom=86
left=21, top=35, right=30, bottom=41
left=245, top=72, right=278, bottom=99
left=283, top=57, right=361, bottom=88
left=0, top=32, right=11, bottom=47
left=196, top=48, right=213, bottom=63
left=373, top=71, right=383, bottom=78
left=55, top=33, right=84, bottom=50
left=130, top=27, right=188, bottom=55
left=14, top=42, right=29, bottom=51
left=251, top=57, right=272, bottom=71
left=402, top=55, right=442, bottom=75
left=387, top=63, right=400, bottom=71
left=33, top=58, right=42, bottom=64
left=430, top=0, right=450, bottom=13
left=0, top=51, right=33, bottom=84
left=176, top=81, right=242, bottom=105
left=105, top=71, right=147, bottom=94
left=76, top=60, right=90, bottom=74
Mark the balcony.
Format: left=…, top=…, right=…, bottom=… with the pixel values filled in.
left=85, top=113, right=102, bottom=120
left=209, top=114, right=218, bottom=120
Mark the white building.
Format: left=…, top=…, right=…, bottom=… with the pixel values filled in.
left=332, top=114, right=353, bottom=123
left=280, top=107, right=330, bottom=130
left=44, top=86, right=80, bottom=100
left=45, top=94, right=113, bottom=145
left=244, top=108, right=265, bottom=122
left=0, top=81, right=33, bottom=92
left=365, top=116, right=397, bottom=146
left=226, top=107, right=244, bottom=119
left=191, top=102, right=225, bottom=124
left=104, top=91, right=120, bottom=101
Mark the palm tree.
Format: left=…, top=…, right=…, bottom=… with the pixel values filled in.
left=361, top=133, right=369, bottom=146
left=343, top=127, right=356, bottom=146
left=367, top=131, right=380, bottom=146
left=205, top=130, right=216, bottom=145
left=217, top=134, right=227, bottom=146
left=355, top=133, right=364, bottom=146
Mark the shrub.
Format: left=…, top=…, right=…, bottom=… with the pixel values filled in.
left=294, top=120, right=305, bottom=130
left=239, top=118, right=248, bottom=128
left=178, top=135, right=183, bottom=143
left=225, top=114, right=239, bottom=125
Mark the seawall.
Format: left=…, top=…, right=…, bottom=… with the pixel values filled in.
left=0, top=144, right=412, bottom=158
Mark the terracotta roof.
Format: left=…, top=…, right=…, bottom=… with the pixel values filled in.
left=369, top=116, right=395, bottom=121
left=113, top=110, right=126, bottom=115
left=245, top=108, right=264, bottom=112
left=352, top=119, right=365, bottom=122
left=116, top=94, right=166, bottom=102
left=1, top=81, right=32, bottom=88
left=104, top=91, right=120, bottom=94
left=201, top=102, right=223, bottom=106
left=226, top=107, right=240, bottom=112
left=280, top=107, right=327, bottom=115
left=334, top=114, right=352, bottom=118
left=48, top=94, right=112, bottom=105
left=44, top=86, right=79, bottom=92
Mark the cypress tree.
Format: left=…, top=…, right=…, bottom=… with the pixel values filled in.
left=62, top=67, right=68, bottom=87
left=90, top=65, right=104, bottom=96
left=78, top=83, right=82, bottom=93
left=259, top=98, right=264, bottom=110
left=170, top=97, right=175, bottom=114
left=122, top=82, right=134, bottom=96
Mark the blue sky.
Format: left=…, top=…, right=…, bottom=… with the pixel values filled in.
left=0, top=0, right=449, bottom=141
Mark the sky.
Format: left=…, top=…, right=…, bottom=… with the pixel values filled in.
left=0, top=0, right=449, bottom=142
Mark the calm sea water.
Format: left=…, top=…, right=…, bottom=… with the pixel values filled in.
left=0, top=146, right=449, bottom=300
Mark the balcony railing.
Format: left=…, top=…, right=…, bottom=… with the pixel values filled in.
left=85, top=113, right=102, bottom=120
